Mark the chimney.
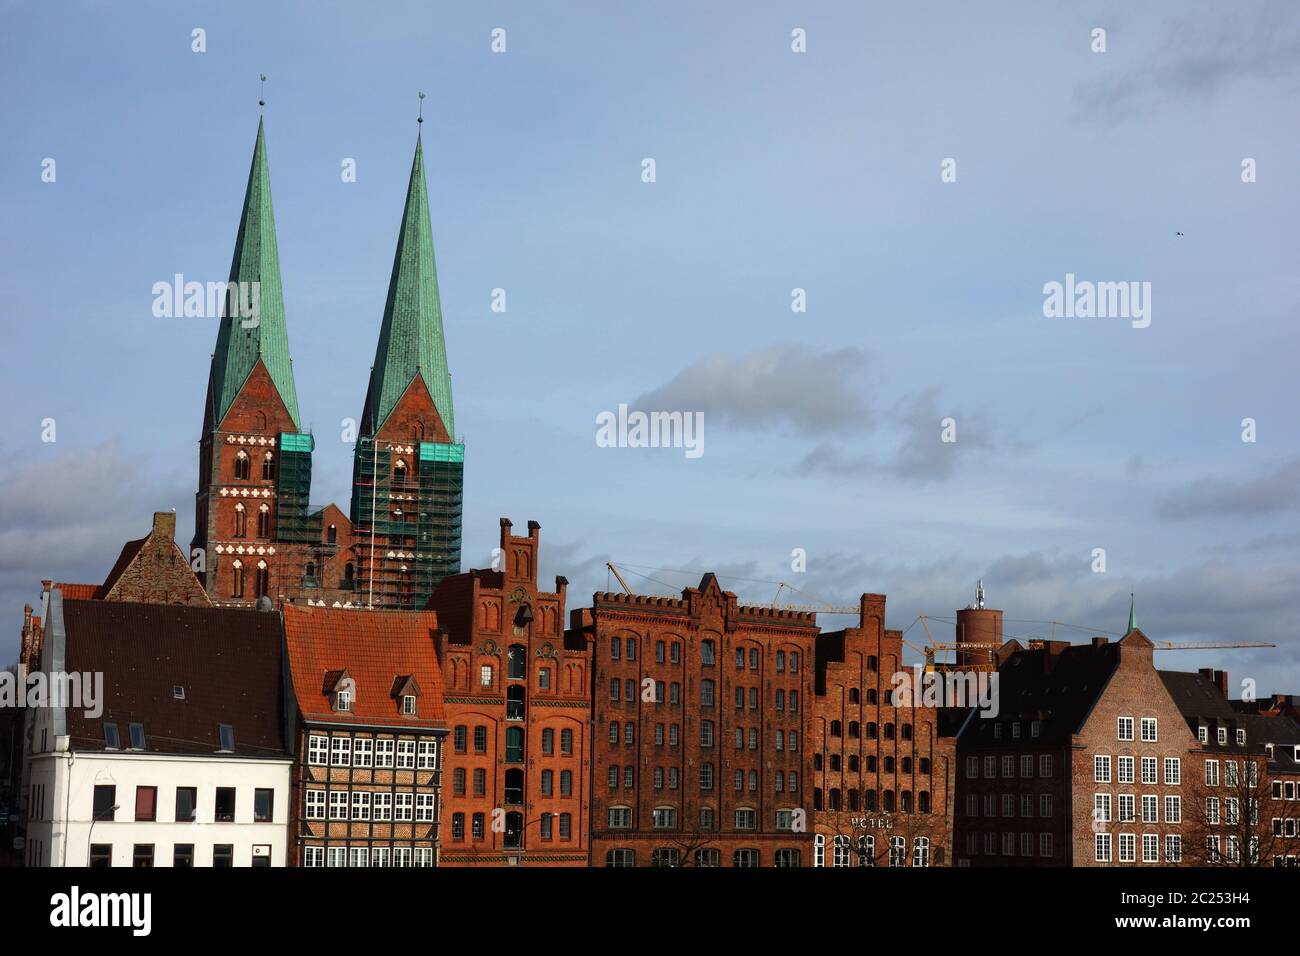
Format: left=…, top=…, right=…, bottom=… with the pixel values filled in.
left=153, top=511, right=177, bottom=540
left=1091, top=636, right=1109, bottom=648
left=1213, top=670, right=1229, bottom=698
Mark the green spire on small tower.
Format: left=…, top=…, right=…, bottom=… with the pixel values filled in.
left=361, top=110, right=455, bottom=438
left=1127, top=591, right=1137, bottom=634
left=207, top=110, right=301, bottom=429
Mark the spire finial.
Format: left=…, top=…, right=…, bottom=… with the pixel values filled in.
left=417, top=91, right=425, bottom=125
left=259, top=73, right=267, bottom=112
left=1127, top=589, right=1137, bottom=634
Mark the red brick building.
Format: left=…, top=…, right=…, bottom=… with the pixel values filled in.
left=574, top=574, right=817, bottom=867
left=281, top=603, right=449, bottom=866
left=812, top=594, right=957, bottom=867
left=955, top=627, right=1199, bottom=866
left=426, top=519, right=590, bottom=865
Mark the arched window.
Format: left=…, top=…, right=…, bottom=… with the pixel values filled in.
left=830, top=720, right=842, bottom=738
left=830, top=755, right=841, bottom=772
left=507, top=644, right=527, bottom=680
left=865, top=789, right=878, bottom=811
left=884, top=722, right=895, bottom=740
left=231, top=560, right=244, bottom=598
left=344, top=562, right=355, bottom=583
left=901, top=790, right=913, bottom=813
left=394, top=460, right=408, bottom=485
left=866, top=755, right=876, bottom=772
left=327, top=524, right=337, bottom=545
left=832, top=835, right=850, bottom=867
left=255, top=561, right=268, bottom=598
left=560, top=770, right=572, bottom=796
left=848, top=755, right=859, bottom=772
left=233, top=503, right=247, bottom=538
left=813, top=753, right=823, bottom=771
left=849, top=688, right=859, bottom=703
left=234, top=451, right=249, bottom=480
left=901, top=756, right=912, bottom=773
left=882, top=790, right=896, bottom=812
left=912, top=836, right=930, bottom=867
left=829, top=788, right=842, bottom=811
left=902, top=723, right=913, bottom=741
left=561, top=729, right=573, bottom=754
left=889, top=836, right=906, bottom=867
left=849, top=721, right=860, bottom=738
left=542, top=728, right=555, bottom=754
left=918, top=791, right=931, bottom=813
left=257, top=504, right=270, bottom=538
left=261, top=452, right=274, bottom=480
left=814, top=833, right=826, bottom=868
left=701, top=639, right=715, bottom=665
left=847, top=790, right=860, bottom=811
left=506, top=685, right=525, bottom=721
left=867, top=688, right=878, bottom=704
left=857, top=834, right=876, bottom=867
left=866, top=722, right=878, bottom=739
left=884, top=756, right=895, bottom=773
left=505, top=727, right=524, bottom=763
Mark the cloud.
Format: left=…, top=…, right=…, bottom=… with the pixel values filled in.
left=1074, top=12, right=1300, bottom=121
left=1155, top=457, right=1300, bottom=520
left=633, top=344, right=871, bottom=433
left=0, top=441, right=191, bottom=662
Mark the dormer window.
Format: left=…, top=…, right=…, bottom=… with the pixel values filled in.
left=337, top=689, right=353, bottom=712
left=1217, top=727, right=1227, bottom=745
left=1236, top=728, right=1246, bottom=746
left=103, top=723, right=121, bottom=750
left=402, top=695, right=417, bottom=716
left=218, top=724, right=235, bottom=752
left=128, top=723, right=146, bottom=750
left=1198, top=725, right=1208, bottom=743
left=172, top=685, right=186, bottom=700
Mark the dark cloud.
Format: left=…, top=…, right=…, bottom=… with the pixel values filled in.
left=1074, top=12, right=1300, bottom=121
left=633, top=344, right=871, bottom=434
left=1155, top=457, right=1300, bottom=520
left=0, top=441, right=191, bottom=663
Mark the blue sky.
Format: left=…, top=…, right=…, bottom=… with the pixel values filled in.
left=2, top=1, right=1299, bottom=690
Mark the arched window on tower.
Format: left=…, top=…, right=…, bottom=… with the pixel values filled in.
left=255, top=560, right=269, bottom=598
left=261, top=451, right=274, bottom=480
left=257, top=504, right=270, bottom=538
left=506, top=685, right=525, bottom=721
left=234, top=451, right=250, bottom=480
left=327, top=524, right=337, bottom=545
left=231, top=560, right=244, bottom=599
left=394, top=459, right=408, bottom=486
left=233, top=503, right=247, bottom=538
left=507, top=644, right=527, bottom=680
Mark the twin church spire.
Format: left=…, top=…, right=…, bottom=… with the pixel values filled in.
left=205, top=111, right=454, bottom=441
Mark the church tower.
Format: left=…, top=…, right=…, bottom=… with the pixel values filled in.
left=349, top=131, right=464, bottom=608
left=193, top=117, right=320, bottom=605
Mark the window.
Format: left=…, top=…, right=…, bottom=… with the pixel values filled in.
left=175, top=787, right=197, bottom=823
left=93, top=785, right=116, bottom=821
left=480, top=665, right=493, bottom=687
left=733, top=849, right=760, bottom=868
left=134, top=786, right=157, bottom=822
left=376, top=738, right=395, bottom=767
left=608, top=806, right=632, bottom=829
left=1164, top=757, right=1180, bottom=786
left=606, top=849, right=635, bottom=867
left=89, top=845, right=112, bottom=867
left=775, top=849, right=801, bottom=868
left=1141, top=756, right=1157, bottom=784
left=215, top=788, right=235, bottom=823
left=889, top=836, right=907, bottom=867
left=1094, top=754, right=1111, bottom=783
left=254, top=788, right=274, bottom=823
left=352, top=791, right=371, bottom=820
left=213, top=845, right=234, bottom=868
left=735, top=809, right=757, bottom=830
left=473, top=726, right=487, bottom=754
left=507, top=644, right=527, bottom=680
left=1164, top=795, right=1181, bottom=824
left=1119, top=832, right=1136, bottom=863
left=1205, top=760, right=1219, bottom=787
left=913, top=837, right=930, bottom=868
left=1141, top=794, right=1157, bottom=823
left=1095, top=833, right=1112, bottom=863
left=330, top=736, right=352, bottom=766
left=128, top=723, right=146, bottom=750
left=610, top=636, right=621, bottom=660
left=1117, top=716, right=1134, bottom=741
left=505, top=727, right=524, bottom=763
left=1118, top=755, right=1134, bottom=784
left=653, top=807, right=677, bottom=829
left=1140, top=717, right=1157, bottom=742
left=1039, top=754, right=1053, bottom=778
left=102, top=722, right=121, bottom=750
left=453, top=726, right=467, bottom=753
left=1165, top=834, right=1182, bottom=863
left=133, top=845, right=154, bottom=868
left=305, top=790, right=325, bottom=820
left=173, top=844, right=194, bottom=868
left=402, top=695, right=417, bottom=715
left=218, top=724, right=235, bottom=752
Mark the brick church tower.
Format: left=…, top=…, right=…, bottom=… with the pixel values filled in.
left=348, top=132, right=464, bottom=609
left=192, top=118, right=325, bottom=606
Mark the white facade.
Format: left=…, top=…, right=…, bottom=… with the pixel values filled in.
left=26, top=743, right=291, bottom=867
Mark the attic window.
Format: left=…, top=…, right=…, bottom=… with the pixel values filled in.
left=103, top=723, right=121, bottom=750
left=218, top=724, right=235, bottom=752
left=402, top=695, right=417, bottom=716
left=1236, top=729, right=1246, bottom=746
left=172, top=685, right=186, bottom=700
left=128, top=723, right=145, bottom=750
left=336, top=688, right=353, bottom=712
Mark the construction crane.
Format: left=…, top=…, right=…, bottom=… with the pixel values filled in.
left=606, top=562, right=634, bottom=595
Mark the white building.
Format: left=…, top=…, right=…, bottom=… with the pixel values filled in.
left=23, top=589, right=292, bottom=866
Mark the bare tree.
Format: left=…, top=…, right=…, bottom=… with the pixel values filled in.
left=1184, top=745, right=1294, bottom=867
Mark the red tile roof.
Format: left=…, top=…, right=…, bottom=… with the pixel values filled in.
left=61, top=599, right=287, bottom=758
left=52, top=582, right=101, bottom=600
left=282, top=604, right=447, bottom=728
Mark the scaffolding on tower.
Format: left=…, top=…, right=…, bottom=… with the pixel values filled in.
left=350, top=435, right=464, bottom=609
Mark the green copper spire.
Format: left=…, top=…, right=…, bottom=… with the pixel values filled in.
left=208, top=118, right=301, bottom=429
left=1127, top=591, right=1137, bottom=633
left=362, top=133, right=455, bottom=437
